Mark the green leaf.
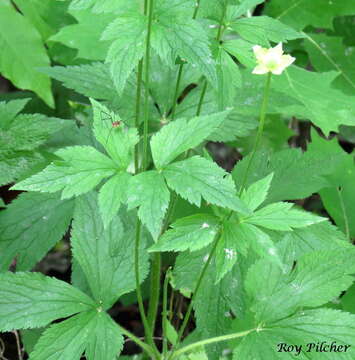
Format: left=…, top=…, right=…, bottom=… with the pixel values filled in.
left=152, top=1, right=217, bottom=85
left=279, top=221, right=352, bottom=261
left=40, top=63, right=116, bottom=102
left=215, top=49, right=241, bottom=110
left=0, top=192, right=74, bottom=271
left=72, top=192, right=150, bottom=309
left=50, top=10, right=115, bottom=61
left=241, top=173, right=273, bottom=212
left=126, top=171, right=170, bottom=240
left=265, top=0, right=355, bottom=30
left=0, top=1, right=53, bottom=106
left=244, top=202, right=326, bottom=231
left=29, top=311, right=97, bottom=360
left=98, top=172, right=131, bottom=229
left=342, top=284, right=355, bottom=314
left=1, top=113, right=66, bottom=151
left=270, top=66, right=355, bottom=135
left=166, top=320, right=178, bottom=346
left=234, top=309, right=355, bottom=359
left=231, top=16, right=304, bottom=46
left=101, top=12, right=147, bottom=94
left=230, top=0, right=265, bottom=18
left=12, top=0, right=72, bottom=41
left=0, top=98, right=30, bottom=129
left=303, top=33, right=355, bottom=94
left=163, top=156, right=249, bottom=213
left=245, top=249, right=355, bottom=323
left=149, top=214, right=220, bottom=252
left=215, top=220, right=249, bottom=283
left=91, top=99, right=139, bottom=168
left=0, top=272, right=95, bottom=332
left=151, top=111, right=230, bottom=169
left=232, top=148, right=341, bottom=203
left=12, top=146, right=117, bottom=199
left=85, top=312, right=124, bottom=360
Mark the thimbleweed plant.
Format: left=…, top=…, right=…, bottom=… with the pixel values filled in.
left=0, top=0, right=355, bottom=359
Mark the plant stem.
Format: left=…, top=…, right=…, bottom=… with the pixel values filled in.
left=142, top=0, right=155, bottom=172
left=168, top=230, right=221, bottom=358
left=134, top=220, right=156, bottom=353
left=147, top=252, right=161, bottom=334
left=170, top=64, right=184, bottom=121
left=238, top=72, right=272, bottom=195
left=162, top=268, right=171, bottom=356
left=337, top=187, right=351, bottom=241
left=170, top=329, right=254, bottom=359
left=117, top=324, right=157, bottom=359
left=134, top=59, right=144, bottom=172
left=169, top=0, right=203, bottom=121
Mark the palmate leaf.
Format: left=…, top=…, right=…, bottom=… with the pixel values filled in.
left=29, top=311, right=123, bottom=360
left=0, top=98, right=29, bottom=129
left=91, top=99, right=139, bottom=168
left=150, top=111, right=230, bottom=169
left=12, top=146, right=117, bottom=199
left=50, top=10, right=115, bottom=61
left=152, top=0, right=217, bottom=85
left=245, top=249, right=355, bottom=323
left=279, top=221, right=352, bottom=261
left=126, top=170, right=170, bottom=240
left=231, top=16, right=304, bottom=46
left=265, top=0, right=355, bottom=30
left=29, top=311, right=97, bottom=360
left=71, top=192, right=150, bottom=309
left=0, top=272, right=95, bottom=332
left=232, top=148, right=342, bottom=203
left=149, top=214, right=220, bottom=252
left=215, top=48, right=242, bottom=111
left=234, top=309, right=355, bottom=359
left=101, top=12, right=147, bottom=94
left=244, top=202, right=326, bottom=231
left=303, top=33, right=355, bottom=94
left=163, top=156, right=249, bottom=213
left=85, top=312, right=124, bottom=360
left=98, top=172, right=130, bottom=229
left=0, top=192, right=74, bottom=271
left=229, top=0, right=265, bottom=18
left=274, top=66, right=355, bottom=135
left=40, top=63, right=116, bottom=102
left=0, top=1, right=53, bottom=107
left=240, top=173, right=273, bottom=212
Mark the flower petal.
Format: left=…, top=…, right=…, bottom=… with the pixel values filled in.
left=252, top=64, right=269, bottom=75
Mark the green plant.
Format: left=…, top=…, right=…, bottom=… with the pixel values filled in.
left=0, top=0, right=355, bottom=359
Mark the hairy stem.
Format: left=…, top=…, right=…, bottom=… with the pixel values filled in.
left=118, top=324, right=157, bottom=359
left=147, top=252, right=162, bottom=334
left=239, top=72, right=272, bottom=195
left=170, top=329, right=254, bottom=359
left=142, top=0, right=155, bottom=172
left=169, top=0, right=203, bottom=120
left=162, top=268, right=171, bottom=356
left=168, top=230, right=221, bottom=360
left=337, top=187, right=351, bottom=241
left=134, top=59, right=144, bottom=172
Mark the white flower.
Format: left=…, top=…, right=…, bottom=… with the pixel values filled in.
left=252, top=43, right=295, bottom=75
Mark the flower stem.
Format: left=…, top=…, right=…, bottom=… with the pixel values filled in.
left=134, top=59, right=144, bottom=172
left=169, top=0, right=203, bottom=120
left=239, top=72, right=272, bottom=195
left=170, top=329, right=254, bottom=359
left=142, top=0, right=155, bottom=172
left=168, top=229, right=221, bottom=360
left=147, top=252, right=161, bottom=334
left=162, top=268, right=172, bottom=356
left=117, top=324, right=157, bottom=359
